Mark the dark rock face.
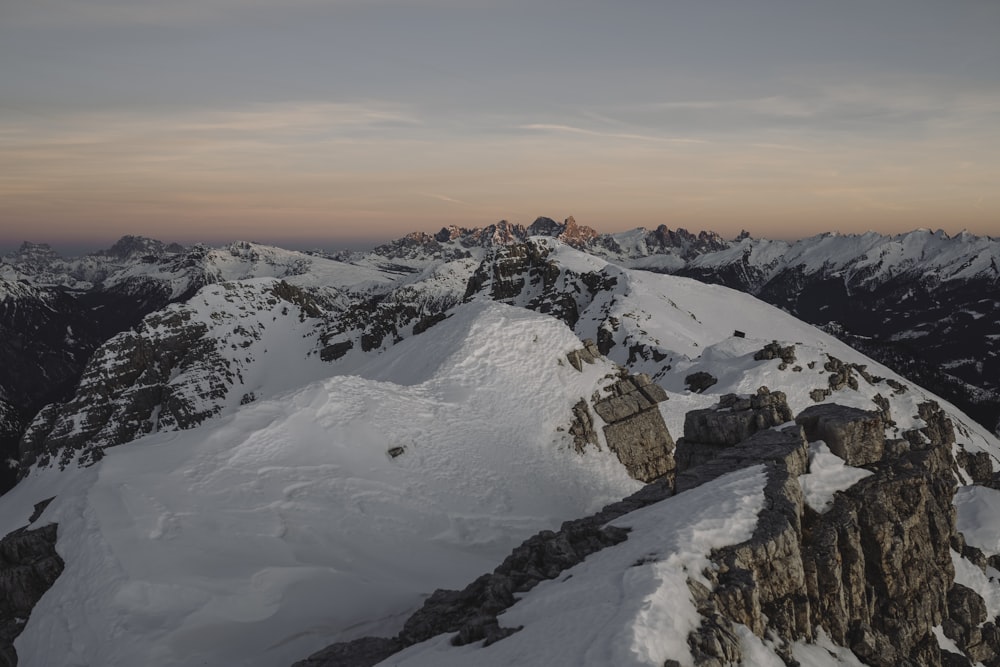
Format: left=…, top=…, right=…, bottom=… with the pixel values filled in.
left=291, top=637, right=403, bottom=667
left=0, top=402, right=21, bottom=497
left=463, top=240, right=621, bottom=336
left=795, top=403, right=885, bottom=466
left=684, top=371, right=718, bottom=393
left=16, top=281, right=339, bottom=474
left=17, top=308, right=225, bottom=472
left=0, top=284, right=176, bottom=493
left=0, top=512, right=65, bottom=667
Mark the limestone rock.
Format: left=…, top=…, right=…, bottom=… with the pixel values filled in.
left=676, top=389, right=793, bottom=472
left=568, top=399, right=599, bottom=453
left=795, top=403, right=884, bottom=466
left=565, top=338, right=601, bottom=372
left=593, top=374, right=674, bottom=483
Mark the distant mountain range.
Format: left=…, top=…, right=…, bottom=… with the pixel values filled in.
left=4, top=219, right=995, bottom=491
left=1, top=221, right=1000, bottom=666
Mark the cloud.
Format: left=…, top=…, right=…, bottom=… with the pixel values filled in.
left=423, top=193, right=471, bottom=206
left=518, top=123, right=708, bottom=145
left=5, top=0, right=499, bottom=27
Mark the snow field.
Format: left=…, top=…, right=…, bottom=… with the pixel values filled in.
left=6, top=238, right=1000, bottom=666
left=13, top=301, right=642, bottom=666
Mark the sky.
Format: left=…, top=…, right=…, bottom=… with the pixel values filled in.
left=1, top=0, right=999, bottom=253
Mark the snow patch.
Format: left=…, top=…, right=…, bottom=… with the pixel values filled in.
left=799, top=442, right=874, bottom=513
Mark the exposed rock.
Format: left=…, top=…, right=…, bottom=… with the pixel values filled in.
left=291, top=637, right=402, bottom=667
left=956, top=448, right=994, bottom=485
left=562, top=343, right=674, bottom=480
left=319, top=340, right=353, bottom=362
left=943, top=584, right=989, bottom=661
left=754, top=341, right=797, bottom=369
left=568, top=399, right=599, bottom=453
left=17, top=280, right=341, bottom=475
left=825, top=355, right=860, bottom=392
left=593, top=374, right=674, bottom=483
left=675, top=389, right=793, bottom=472
left=1, top=518, right=64, bottom=666
left=809, top=388, right=832, bottom=403
left=555, top=216, right=599, bottom=249
left=684, top=400, right=973, bottom=667
left=683, top=390, right=793, bottom=447
left=795, top=404, right=885, bottom=466
left=295, top=399, right=988, bottom=667
left=685, top=371, right=718, bottom=393
left=292, top=476, right=677, bottom=667
left=565, top=338, right=601, bottom=372
left=411, top=312, right=450, bottom=335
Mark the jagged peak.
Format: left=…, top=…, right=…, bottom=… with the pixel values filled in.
left=96, top=234, right=177, bottom=260
left=7, top=241, right=61, bottom=262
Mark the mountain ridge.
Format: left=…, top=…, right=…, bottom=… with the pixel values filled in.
left=2, top=229, right=1000, bottom=665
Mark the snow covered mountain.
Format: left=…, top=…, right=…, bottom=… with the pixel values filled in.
left=3, top=227, right=1000, bottom=667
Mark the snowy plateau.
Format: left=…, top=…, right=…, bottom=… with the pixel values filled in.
left=1, top=221, right=1000, bottom=667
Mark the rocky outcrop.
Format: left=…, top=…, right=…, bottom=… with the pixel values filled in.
left=594, top=373, right=674, bottom=483
left=17, top=280, right=337, bottom=475
left=795, top=403, right=885, bottom=466
left=0, top=402, right=21, bottom=497
left=753, top=341, right=797, bottom=369
left=1, top=506, right=64, bottom=667
left=687, top=400, right=993, bottom=667
left=565, top=338, right=601, bottom=372
left=675, top=389, right=793, bottom=472
left=292, top=399, right=995, bottom=667
left=564, top=341, right=675, bottom=483
left=463, top=240, right=620, bottom=333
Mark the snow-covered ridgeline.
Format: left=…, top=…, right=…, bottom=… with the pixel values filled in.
left=2, top=236, right=1000, bottom=666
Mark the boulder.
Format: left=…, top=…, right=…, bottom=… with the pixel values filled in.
left=795, top=404, right=884, bottom=466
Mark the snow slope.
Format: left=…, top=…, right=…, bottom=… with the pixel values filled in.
left=383, top=466, right=769, bottom=667
left=5, top=239, right=1000, bottom=666
left=6, top=302, right=641, bottom=666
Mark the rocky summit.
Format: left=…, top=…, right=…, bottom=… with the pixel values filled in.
left=1, top=222, right=999, bottom=666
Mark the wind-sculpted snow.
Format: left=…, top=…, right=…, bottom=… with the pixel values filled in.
left=4, top=302, right=643, bottom=666
left=4, top=231, right=1000, bottom=666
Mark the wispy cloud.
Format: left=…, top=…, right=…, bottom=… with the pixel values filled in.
left=423, top=193, right=471, bottom=205
left=518, top=123, right=708, bottom=145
